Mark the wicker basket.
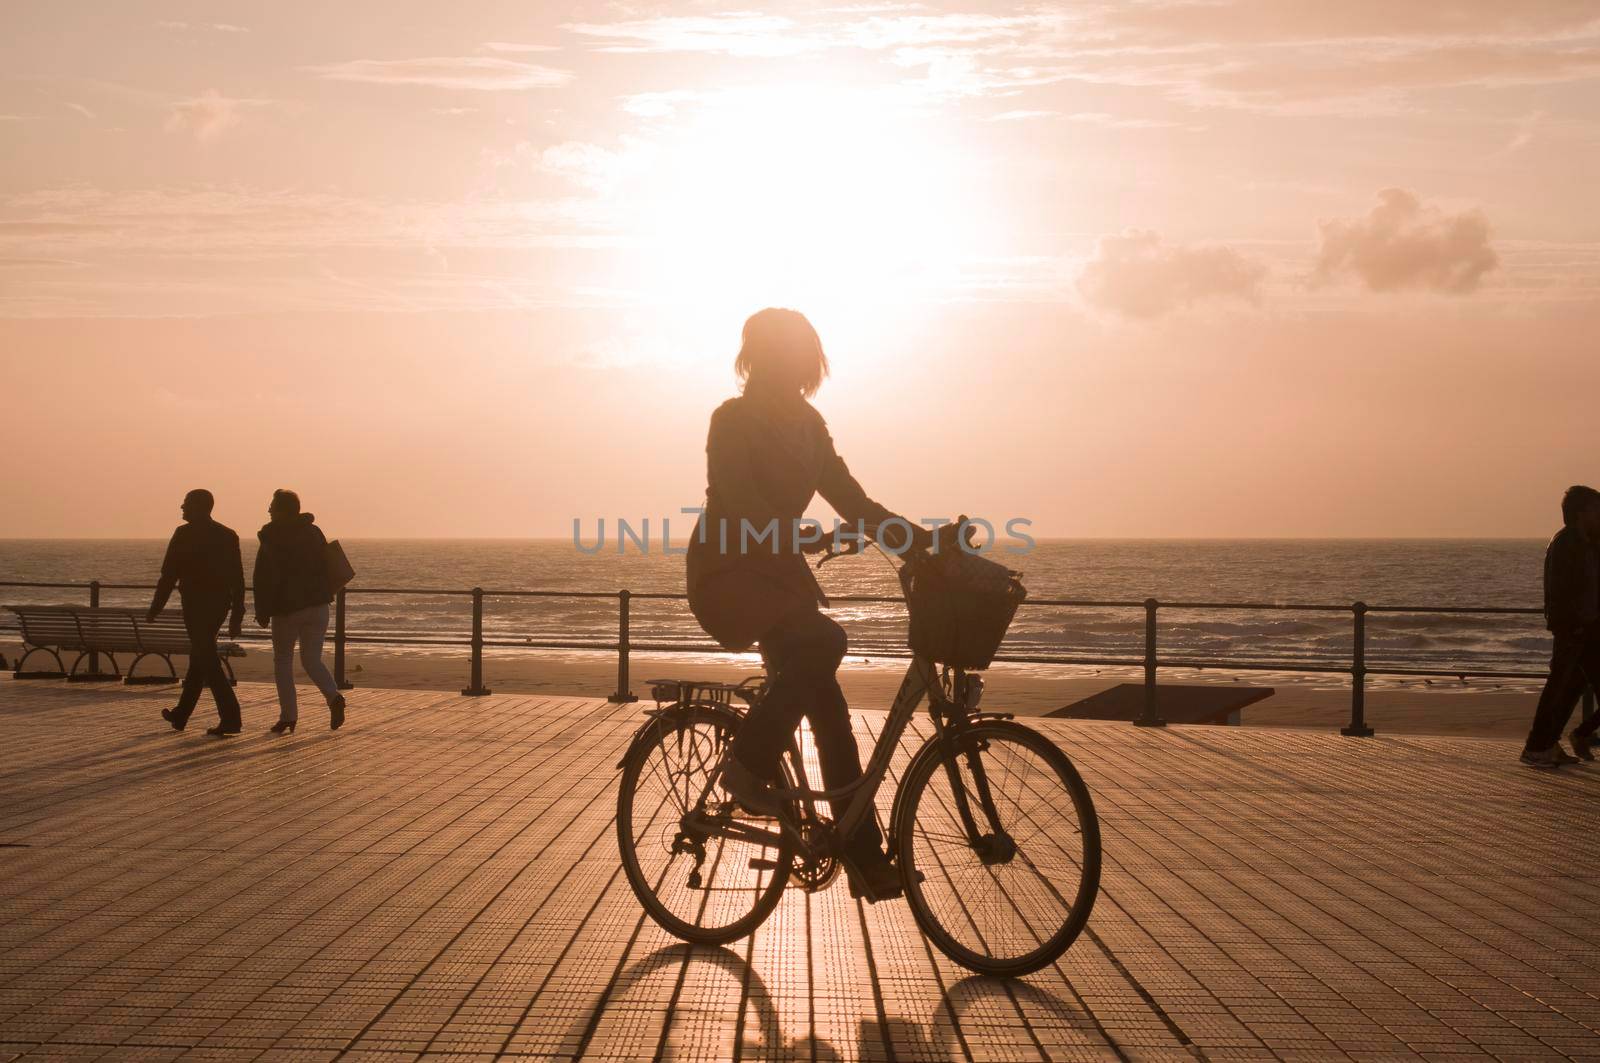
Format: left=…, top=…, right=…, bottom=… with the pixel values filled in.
left=900, top=550, right=1026, bottom=669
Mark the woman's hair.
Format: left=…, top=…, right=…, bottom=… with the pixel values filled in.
left=734, top=308, right=829, bottom=398
left=271, top=489, right=301, bottom=515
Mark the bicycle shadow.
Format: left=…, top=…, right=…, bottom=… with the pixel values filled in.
left=577, top=942, right=966, bottom=1061
left=916, top=973, right=1113, bottom=1057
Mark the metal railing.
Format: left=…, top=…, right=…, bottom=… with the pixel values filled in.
left=2, top=578, right=1593, bottom=736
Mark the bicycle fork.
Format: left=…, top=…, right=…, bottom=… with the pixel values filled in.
left=937, top=727, right=1017, bottom=865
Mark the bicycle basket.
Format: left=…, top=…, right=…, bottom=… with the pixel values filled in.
left=899, top=549, right=1026, bottom=669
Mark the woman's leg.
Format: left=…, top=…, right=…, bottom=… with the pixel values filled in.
left=730, top=609, right=885, bottom=861
left=270, top=614, right=299, bottom=722
left=296, top=604, right=340, bottom=705
left=803, top=671, right=884, bottom=861
left=726, top=608, right=821, bottom=774
left=732, top=617, right=819, bottom=778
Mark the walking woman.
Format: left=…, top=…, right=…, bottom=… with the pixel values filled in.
left=686, top=308, right=930, bottom=901
left=254, top=490, right=346, bottom=733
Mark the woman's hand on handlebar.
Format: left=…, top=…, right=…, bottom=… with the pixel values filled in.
left=929, top=516, right=975, bottom=555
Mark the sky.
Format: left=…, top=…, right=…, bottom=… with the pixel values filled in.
left=2, top=1, right=1598, bottom=539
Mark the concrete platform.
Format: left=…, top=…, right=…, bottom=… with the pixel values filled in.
left=1, top=678, right=1597, bottom=1061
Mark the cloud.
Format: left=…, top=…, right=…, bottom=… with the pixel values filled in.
left=165, top=89, right=264, bottom=141
left=564, top=5, right=1600, bottom=114
left=64, top=102, right=95, bottom=119
left=482, top=41, right=559, bottom=54
left=1312, top=189, right=1498, bottom=294
left=157, top=20, right=249, bottom=33
left=1195, top=43, right=1600, bottom=107
left=536, top=141, right=624, bottom=192
left=1078, top=231, right=1267, bottom=318
left=567, top=14, right=822, bottom=57
left=570, top=10, right=1059, bottom=55
left=306, top=57, right=571, bottom=91
left=1096, top=1, right=1600, bottom=47
left=0, top=114, right=40, bottom=122
left=619, top=89, right=709, bottom=119
left=991, top=109, right=1189, bottom=128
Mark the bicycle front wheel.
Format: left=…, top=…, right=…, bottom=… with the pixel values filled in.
left=616, top=705, right=793, bottom=946
left=895, top=720, right=1100, bottom=976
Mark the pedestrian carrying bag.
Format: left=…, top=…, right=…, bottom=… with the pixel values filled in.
left=325, top=540, right=356, bottom=591
left=900, top=548, right=1026, bottom=669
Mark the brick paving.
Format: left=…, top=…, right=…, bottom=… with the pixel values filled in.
left=0, top=677, right=1597, bottom=1062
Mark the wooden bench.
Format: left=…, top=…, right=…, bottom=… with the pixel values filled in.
left=7, top=605, right=246, bottom=685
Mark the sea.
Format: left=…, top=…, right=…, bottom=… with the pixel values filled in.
left=0, top=539, right=1555, bottom=681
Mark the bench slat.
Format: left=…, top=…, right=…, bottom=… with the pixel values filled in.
left=7, top=605, right=247, bottom=661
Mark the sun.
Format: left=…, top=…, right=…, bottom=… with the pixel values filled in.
left=616, top=83, right=976, bottom=321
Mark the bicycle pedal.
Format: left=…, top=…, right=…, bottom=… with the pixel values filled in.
left=748, top=858, right=782, bottom=871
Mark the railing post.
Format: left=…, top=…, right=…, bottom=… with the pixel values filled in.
left=1342, top=601, right=1374, bottom=736
left=87, top=580, right=100, bottom=676
left=333, top=588, right=353, bottom=690
left=1134, top=598, right=1165, bottom=727
left=610, top=589, right=638, bottom=704
left=462, top=587, right=491, bottom=697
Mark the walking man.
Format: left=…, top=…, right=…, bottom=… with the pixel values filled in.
left=1522, top=485, right=1600, bottom=767
left=150, top=489, right=246, bottom=736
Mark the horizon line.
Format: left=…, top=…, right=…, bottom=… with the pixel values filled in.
left=0, top=534, right=1551, bottom=543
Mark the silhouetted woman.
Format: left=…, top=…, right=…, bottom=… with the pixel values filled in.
left=254, top=489, right=346, bottom=733
left=687, top=308, right=929, bottom=901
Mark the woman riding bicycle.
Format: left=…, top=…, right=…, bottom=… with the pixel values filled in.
left=686, top=307, right=931, bottom=902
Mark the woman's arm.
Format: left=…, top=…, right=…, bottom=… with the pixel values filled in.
left=815, top=418, right=929, bottom=550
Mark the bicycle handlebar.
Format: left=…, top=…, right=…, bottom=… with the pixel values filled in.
left=813, top=516, right=976, bottom=569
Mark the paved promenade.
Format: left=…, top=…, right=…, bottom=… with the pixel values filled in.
left=1, top=678, right=1597, bottom=1061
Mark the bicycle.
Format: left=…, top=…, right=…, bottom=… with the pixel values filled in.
left=614, top=534, right=1101, bottom=977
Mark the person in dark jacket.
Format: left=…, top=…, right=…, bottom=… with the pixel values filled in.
left=687, top=308, right=931, bottom=901
left=254, top=490, right=345, bottom=733
left=149, top=489, right=245, bottom=736
left=1522, top=484, right=1600, bottom=767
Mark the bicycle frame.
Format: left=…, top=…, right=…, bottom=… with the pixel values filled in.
left=684, top=651, right=1008, bottom=866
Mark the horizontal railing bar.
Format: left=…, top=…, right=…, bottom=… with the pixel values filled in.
left=1363, top=605, right=1543, bottom=616
left=1365, top=666, right=1548, bottom=680
left=1156, top=601, right=1353, bottom=613
left=482, top=589, right=628, bottom=600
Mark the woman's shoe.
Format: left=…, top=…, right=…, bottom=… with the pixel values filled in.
left=719, top=757, right=779, bottom=816
left=161, top=708, right=186, bottom=732
left=269, top=718, right=297, bottom=735
left=329, top=695, right=346, bottom=731
left=1570, top=731, right=1595, bottom=761
left=846, top=856, right=906, bottom=903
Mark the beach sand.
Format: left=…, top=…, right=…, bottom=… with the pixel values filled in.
left=5, top=636, right=1561, bottom=739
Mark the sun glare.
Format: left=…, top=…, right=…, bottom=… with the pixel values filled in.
left=618, top=85, right=976, bottom=322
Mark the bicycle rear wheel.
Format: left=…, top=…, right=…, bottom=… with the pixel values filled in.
left=894, top=720, right=1100, bottom=976
left=616, top=705, right=793, bottom=945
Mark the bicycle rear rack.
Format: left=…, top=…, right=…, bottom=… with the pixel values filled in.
left=645, top=676, right=765, bottom=708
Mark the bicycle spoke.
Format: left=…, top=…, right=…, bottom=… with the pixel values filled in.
left=618, top=709, right=793, bottom=944
left=899, top=724, right=1097, bottom=973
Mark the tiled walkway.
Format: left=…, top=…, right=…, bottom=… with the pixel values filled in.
left=1, top=678, right=1597, bottom=1061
